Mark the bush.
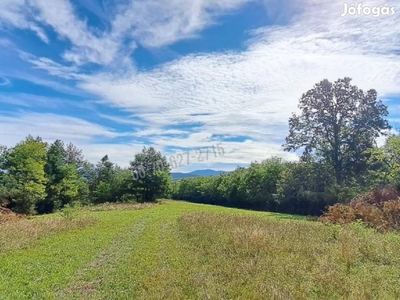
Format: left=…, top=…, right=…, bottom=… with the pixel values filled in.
left=320, top=186, right=400, bottom=232
left=319, top=204, right=356, bottom=224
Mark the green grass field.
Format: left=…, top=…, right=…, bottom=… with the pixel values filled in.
left=1, top=200, right=400, bottom=300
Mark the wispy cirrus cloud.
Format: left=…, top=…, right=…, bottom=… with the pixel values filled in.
left=0, top=112, right=146, bottom=167
left=0, top=0, right=49, bottom=43
left=76, top=0, right=400, bottom=167
left=0, top=112, right=123, bottom=145
left=0, top=0, right=399, bottom=170
left=110, top=0, right=256, bottom=48
left=0, top=0, right=255, bottom=66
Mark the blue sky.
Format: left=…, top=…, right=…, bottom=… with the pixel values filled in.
left=0, top=0, right=399, bottom=172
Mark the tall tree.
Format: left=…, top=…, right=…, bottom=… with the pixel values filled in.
left=5, top=136, right=48, bottom=213
left=284, top=77, right=390, bottom=184
left=96, top=155, right=114, bottom=183
left=38, top=140, right=85, bottom=213
left=129, top=147, right=171, bottom=202
left=45, top=140, right=66, bottom=185
left=65, top=142, right=85, bottom=169
left=91, top=155, right=116, bottom=203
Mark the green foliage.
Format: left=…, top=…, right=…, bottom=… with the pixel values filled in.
left=64, top=142, right=85, bottom=169
left=90, top=155, right=118, bottom=204
left=243, top=158, right=286, bottom=209
left=0, top=137, right=174, bottom=214
left=173, top=158, right=288, bottom=212
left=218, top=167, right=248, bottom=207
left=0, top=145, right=8, bottom=171
left=366, top=135, right=400, bottom=188
left=1, top=123, right=397, bottom=218
left=37, top=140, right=89, bottom=214
left=176, top=175, right=225, bottom=205
left=93, top=181, right=113, bottom=204
left=4, top=136, right=48, bottom=214
left=90, top=156, right=138, bottom=204
left=284, top=77, right=390, bottom=184
left=276, top=162, right=337, bottom=215
left=58, top=203, right=76, bottom=220
left=0, top=145, right=12, bottom=202
left=129, top=147, right=171, bottom=202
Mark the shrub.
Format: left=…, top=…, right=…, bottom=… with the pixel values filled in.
left=320, top=186, right=400, bottom=232
left=320, top=204, right=356, bottom=224
left=0, top=200, right=25, bottom=223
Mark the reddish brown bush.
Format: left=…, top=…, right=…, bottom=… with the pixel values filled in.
left=382, top=200, right=400, bottom=231
left=320, top=186, right=400, bottom=232
left=0, top=206, right=24, bottom=224
left=319, top=203, right=356, bottom=224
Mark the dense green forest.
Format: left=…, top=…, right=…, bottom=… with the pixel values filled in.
left=0, top=140, right=171, bottom=214
left=1, top=77, right=399, bottom=217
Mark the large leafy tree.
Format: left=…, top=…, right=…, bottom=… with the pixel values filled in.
left=5, top=136, right=48, bottom=213
left=38, top=140, right=86, bottom=213
left=284, top=77, right=390, bottom=184
left=129, top=147, right=171, bottom=202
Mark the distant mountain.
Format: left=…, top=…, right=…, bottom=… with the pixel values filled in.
left=170, top=169, right=230, bottom=180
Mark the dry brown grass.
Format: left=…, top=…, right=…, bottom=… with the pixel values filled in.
left=177, top=211, right=400, bottom=299
left=0, top=215, right=95, bottom=253
left=0, top=206, right=26, bottom=224
left=0, top=202, right=159, bottom=253
left=82, top=202, right=160, bottom=212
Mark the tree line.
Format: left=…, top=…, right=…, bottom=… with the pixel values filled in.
left=0, top=141, right=171, bottom=214
left=1, top=77, right=397, bottom=216
left=171, top=78, right=397, bottom=216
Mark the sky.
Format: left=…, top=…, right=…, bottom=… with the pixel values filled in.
left=0, top=0, right=399, bottom=172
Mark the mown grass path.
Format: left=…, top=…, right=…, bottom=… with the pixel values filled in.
left=1, top=201, right=400, bottom=299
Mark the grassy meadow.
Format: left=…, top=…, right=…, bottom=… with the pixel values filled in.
left=1, top=200, right=400, bottom=299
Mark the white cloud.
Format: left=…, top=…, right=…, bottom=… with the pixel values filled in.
left=111, top=0, right=254, bottom=48
left=0, top=0, right=255, bottom=66
left=0, top=93, right=99, bottom=112
left=31, top=0, right=122, bottom=65
left=18, top=52, right=85, bottom=80
left=0, top=112, right=144, bottom=167
left=78, top=143, right=146, bottom=167
left=97, top=114, right=148, bottom=127
left=1, top=0, right=399, bottom=170
left=0, top=38, right=13, bottom=47
left=78, top=0, right=400, bottom=168
left=0, top=0, right=49, bottom=43
left=0, top=113, right=122, bottom=146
